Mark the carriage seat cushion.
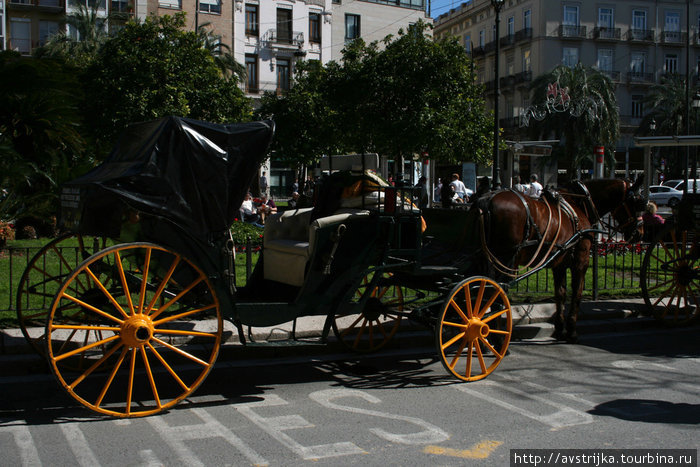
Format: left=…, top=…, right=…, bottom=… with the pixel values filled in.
left=263, top=208, right=370, bottom=286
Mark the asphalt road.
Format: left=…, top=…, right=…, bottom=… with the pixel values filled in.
left=0, top=325, right=698, bottom=466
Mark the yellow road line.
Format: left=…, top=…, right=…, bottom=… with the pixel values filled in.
left=423, top=440, right=503, bottom=459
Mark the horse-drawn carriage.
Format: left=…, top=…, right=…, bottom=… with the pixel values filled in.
left=15, top=117, right=645, bottom=417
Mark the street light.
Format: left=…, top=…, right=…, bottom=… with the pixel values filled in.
left=491, top=0, right=505, bottom=190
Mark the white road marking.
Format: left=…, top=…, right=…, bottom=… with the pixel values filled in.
left=309, top=388, right=449, bottom=445
left=454, top=381, right=593, bottom=428
left=0, top=424, right=41, bottom=467
left=139, top=449, right=164, bottom=467
left=59, top=423, right=101, bottom=467
left=235, top=394, right=364, bottom=460
left=146, top=408, right=268, bottom=466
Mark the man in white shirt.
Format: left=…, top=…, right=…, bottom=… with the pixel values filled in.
left=528, top=174, right=543, bottom=198
left=449, top=173, right=468, bottom=201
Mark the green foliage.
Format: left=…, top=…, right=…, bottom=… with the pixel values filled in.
left=230, top=221, right=263, bottom=245
left=257, top=21, right=493, bottom=168
left=0, top=51, right=88, bottom=219
left=528, top=64, right=619, bottom=178
left=83, top=13, right=252, bottom=146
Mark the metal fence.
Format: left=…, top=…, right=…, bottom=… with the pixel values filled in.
left=0, top=237, right=649, bottom=314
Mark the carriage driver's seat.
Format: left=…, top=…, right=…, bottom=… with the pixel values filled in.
left=262, top=207, right=370, bottom=286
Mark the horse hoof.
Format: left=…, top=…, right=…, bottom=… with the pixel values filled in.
left=565, top=334, right=579, bottom=344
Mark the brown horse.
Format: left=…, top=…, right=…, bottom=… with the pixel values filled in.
left=476, top=178, right=645, bottom=342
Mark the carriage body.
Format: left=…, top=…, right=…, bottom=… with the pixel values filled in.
left=17, top=118, right=510, bottom=418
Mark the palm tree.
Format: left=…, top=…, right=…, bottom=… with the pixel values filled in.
left=35, top=0, right=110, bottom=67
left=197, top=23, right=245, bottom=82
left=526, top=63, right=619, bottom=178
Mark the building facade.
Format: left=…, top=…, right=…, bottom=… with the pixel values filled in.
left=4, top=0, right=427, bottom=100
left=434, top=0, right=700, bottom=177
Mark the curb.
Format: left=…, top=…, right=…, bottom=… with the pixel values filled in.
left=0, top=298, right=649, bottom=358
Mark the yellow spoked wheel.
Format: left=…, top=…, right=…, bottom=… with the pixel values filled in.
left=332, top=273, right=403, bottom=353
left=436, top=277, right=512, bottom=382
left=46, top=243, right=222, bottom=417
left=16, top=233, right=110, bottom=357
left=641, top=227, right=700, bottom=326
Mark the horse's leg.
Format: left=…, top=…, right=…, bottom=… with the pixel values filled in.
left=551, top=264, right=567, bottom=340
left=566, top=246, right=590, bottom=344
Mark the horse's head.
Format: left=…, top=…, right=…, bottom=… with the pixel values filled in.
left=610, top=177, right=645, bottom=242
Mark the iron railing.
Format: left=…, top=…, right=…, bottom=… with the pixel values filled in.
left=0, top=237, right=657, bottom=314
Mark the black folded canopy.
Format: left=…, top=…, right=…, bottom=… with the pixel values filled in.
left=61, top=116, right=275, bottom=239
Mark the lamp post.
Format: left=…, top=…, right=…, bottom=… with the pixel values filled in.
left=491, top=0, right=505, bottom=190
left=692, top=92, right=700, bottom=186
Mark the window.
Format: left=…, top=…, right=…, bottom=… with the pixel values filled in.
left=198, top=0, right=220, bottom=14
left=563, top=5, right=579, bottom=25
left=0, top=2, right=4, bottom=50
left=665, top=11, right=680, bottom=32
left=632, top=10, right=646, bottom=30
left=523, top=9, right=531, bottom=29
left=277, top=8, right=292, bottom=43
left=277, top=58, right=290, bottom=93
left=464, top=34, right=471, bottom=52
left=345, top=14, right=360, bottom=41
left=630, top=52, right=646, bottom=72
left=309, top=12, right=321, bottom=43
left=39, top=20, right=58, bottom=46
left=478, top=29, right=485, bottom=47
left=110, top=0, right=129, bottom=13
left=245, top=4, right=258, bottom=37
left=562, top=47, right=578, bottom=67
left=631, top=95, right=644, bottom=118
left=245, top=54, right=258, bottom=93
left=492, top=24, right=496, bottom=41
left=10, top=18, right=30, bottom=54
left=664, top=53, right=678, bottom=74
left=507, top=16, right=514, bottom=37
left=598, top=7, right=614, bottom=28
left=506, top=54, right=514, bottom=76
left=597, top=49, right=613, bottom=71
left=159, top=0, right=180, bottom=8
left=522, top=48, right=531, bottom=72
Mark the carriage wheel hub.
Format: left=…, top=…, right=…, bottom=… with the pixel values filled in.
left=120, top=315, right=154, bottom=347
left=466, top=318, right=489, bottom=342
left=363, top=297, right=384, bottom=321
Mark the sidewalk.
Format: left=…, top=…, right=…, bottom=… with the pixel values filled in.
left=0, top=298, right=650, bottom=358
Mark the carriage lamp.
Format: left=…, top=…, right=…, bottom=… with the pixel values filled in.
left=490, top=0, right=506, bottom=190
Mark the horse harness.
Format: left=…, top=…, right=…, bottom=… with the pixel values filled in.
left=478, top=183, right=594, bottom=279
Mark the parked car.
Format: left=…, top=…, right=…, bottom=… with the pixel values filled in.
left=662, top=179, right=700, bottom=192
left=648, top=185, right=683, bottom=207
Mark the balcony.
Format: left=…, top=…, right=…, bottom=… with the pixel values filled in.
left=7, top=0, right=64, bottom=10
left=304, top=0, right=324, bottom=6
left=261, top=29, right=304, bottom=49
left=593, top=27, right=620, bottom=41
left=627, top=71, right=654, bottom=85
left=500, top=116, right=521, bottom=129
left=558, top=24, right=586, bottom=39
left=514, top=27, right=532, bottom=42
left=472, top=45, right=486, bottom=57
left=626, top=28, right=654, bottom=42
left=484, top=40, right=496, bottom=54
left=499, top=34, right=516, bottom=48
left=660, top=30, right=686, bottom=45
left=514, top=70, right=532, bottom=85
left=499, top=75, right=516, bottom=88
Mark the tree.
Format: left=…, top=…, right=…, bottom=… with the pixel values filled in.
left=34, top=0, right=111, bottom=68
left=527, top=63, right=619, bottom=178
left=0, top=51, right=87, bottom=219
left=257, top=21, right=493, bottom=170
left=83, top=13, right=252, bottom=147
left=197, top=23, right=246, bottom=82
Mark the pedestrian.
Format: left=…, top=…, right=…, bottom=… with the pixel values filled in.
left=449, top=173, right=468, bottom=201
left=415, top=176, right=429, bottom=209
left=472, top=176, right=491, bottom=201
left=528, top=174, right=543, bottom=198
left=303, top=175, right=315, bottom=198
left=259, top=171, right=269, bottom=197
left=257, top=194, right=277, bottom=224
left=239, top=192, right=262, bottom=226
left=288, top=191, right=300, bottom=210
left=642, top=201, right=664, bottom=241
left=290, top=178, right=299, bottom=195
left=513, top=175, right=525, bottom=193
left=434, top=177, right=442, bottom=204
